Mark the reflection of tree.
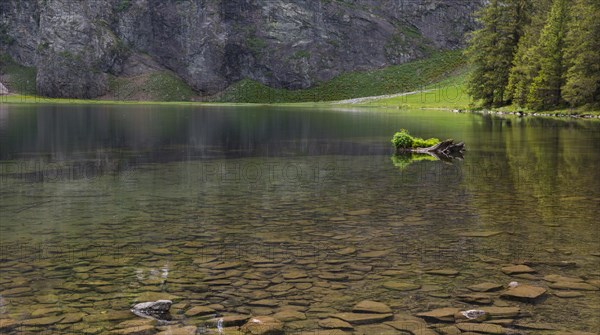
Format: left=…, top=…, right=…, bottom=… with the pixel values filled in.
left=463, top=114, right=600, bottom=260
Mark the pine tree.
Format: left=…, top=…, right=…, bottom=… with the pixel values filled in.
left=526, top=0, right=570, bottom=110
left=562, top=0, right=600, bottom=107
left=505, top=0, right=550, bottom=106
left=466, top=0, right=531, bottom=107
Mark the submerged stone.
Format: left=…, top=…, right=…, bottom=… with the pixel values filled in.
left=0, top=319, right=18, bottom=331
left=353, top=324, right=399, bottom=335
left=416, top=308, right=459, bottom=322
left=501, top=265, right=535, bottom=275
left=184, top=305, right=216, bottom=317
left=208, top=314, right=251, bottom=327
left=459, top=231, right=503, bottom=237
left=248, top=299, right=279, bottom=307
left=382, top=281, right=421, bottom=291
left=297, top=331, right=348, bottom=335
left=318, top=318, right=354, bottom=330
left=456, top=322, right=506, bottom=334
left=500, top=285, right=547, bottom=301
left=549, top=282, right=599, bottom=291
left=156, top=326, right=198, bottom=335
left=357, top=249, right=393, bottom=258
left=330, top=312, right=393, bottom=325
left=352, top=300, right=392, bottom=314
left=481, top=307, right=520, bottom=319
left=425, top=269, right=460, bottom=276
left=112, top=325, right=155, bottom=335
left=21, top=315, right=65, bottom=326
left=467, top=282, right=504, bottom=292
left=272, top=310, right=306, bottom=322
left=384, top=318, right=428, bottom=333
left=543, top=275, right=583, bottom=283
left=457, top=293, right=493, bottom=305
left=240, top=316, right=284, bottom=335
left=554, top=291, right=584, bottom=298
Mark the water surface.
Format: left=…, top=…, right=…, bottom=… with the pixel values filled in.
left=0, top=104, right=599, bottom=334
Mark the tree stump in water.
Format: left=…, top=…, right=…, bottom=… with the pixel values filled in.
left=396, top=139, right=465, bottom=161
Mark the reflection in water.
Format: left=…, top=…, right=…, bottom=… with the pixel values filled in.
left=390, top=153, right=438, bottom=170
left=0, top=105, right=599, bottom=334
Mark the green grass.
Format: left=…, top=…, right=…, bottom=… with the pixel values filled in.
left=356, top=70, right=472, bottom=109
left=0, top=54, right=37, bottom=95
left=108, top=71, right=195, bottom=102
left=215, top=50, right=466, bottom=103
left=354, top=71, right=599, bottom=116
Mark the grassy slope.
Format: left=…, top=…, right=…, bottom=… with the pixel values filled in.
left=214, top=51, right=465, bottom=103
left=353, top=70, right=472, bottom=109
left=107, top=71, right=195, bottom=102
left=350, top=70, right=599, bottom=116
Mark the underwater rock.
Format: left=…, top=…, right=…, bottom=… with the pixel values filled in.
left=131, top=300, right=172, bottom=320
left=240, top=316, right=284, bottom=335
left=416, top=308, right=459, bottom=322
left=330, top=312, right=393, bottom=325
left=459, top=309, right=486, bottom=320
left=468, top=282, right=504, bottom=292
left=318, top=318, right=354, bottom=330
left=500, top=285, right=547, bottom=302
left=501, top=265, right=535, bottom=275
left=352, top=300, right=392, bottom=314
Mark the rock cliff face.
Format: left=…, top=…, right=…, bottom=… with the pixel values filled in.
left=0, top=0, right=482, bottom=98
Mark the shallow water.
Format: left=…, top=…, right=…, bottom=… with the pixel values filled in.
left=0, top=105, right=599, bottom=334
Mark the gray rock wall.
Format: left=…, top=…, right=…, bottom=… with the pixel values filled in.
left=0, top=0, right=483, bottom=98
left=0, top=81, right=8, bottom=95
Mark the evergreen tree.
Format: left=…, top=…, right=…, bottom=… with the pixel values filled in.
left=526, top=0, right=570, bottom=110
left=562, top=0, right=600, bottom=107
left=505, top=0, right=550, bottom=106
left=466, top=0, right=531, bottom=107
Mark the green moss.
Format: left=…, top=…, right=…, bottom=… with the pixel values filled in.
left=146, top=72, right=195, bottom=101
left=0, top=23, right=15, bottom=45
left=115, top=0, right=132, bottom=12
left=108, top=71, right=195, bottom=102
left=0, top=54, right=37, bottom=95
left=246, top=36, right=268, bottom=56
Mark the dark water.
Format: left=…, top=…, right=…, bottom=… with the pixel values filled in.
left=0, top=104, right=599, bottom=334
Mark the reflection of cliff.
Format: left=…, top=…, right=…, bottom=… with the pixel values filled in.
left=0, top=106, right=457, bottom=162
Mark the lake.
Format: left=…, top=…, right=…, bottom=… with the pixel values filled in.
left=0, top=104, right=599, bottom=334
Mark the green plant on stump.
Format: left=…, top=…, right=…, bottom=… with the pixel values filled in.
left=391, top=129, right=414, bottom=149
left=391, top=129, right=440, bottom=150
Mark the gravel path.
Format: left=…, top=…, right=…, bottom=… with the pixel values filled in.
left=332, top=89, right=432, bottom=104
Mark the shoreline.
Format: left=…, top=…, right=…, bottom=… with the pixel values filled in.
left=2, top=94, right=599, bottom=119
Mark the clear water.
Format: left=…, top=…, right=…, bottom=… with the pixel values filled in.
left=0, top=104, right=599, bottom=334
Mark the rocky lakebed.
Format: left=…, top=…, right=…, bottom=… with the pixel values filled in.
left=1, top=211, right=599, bottom=335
